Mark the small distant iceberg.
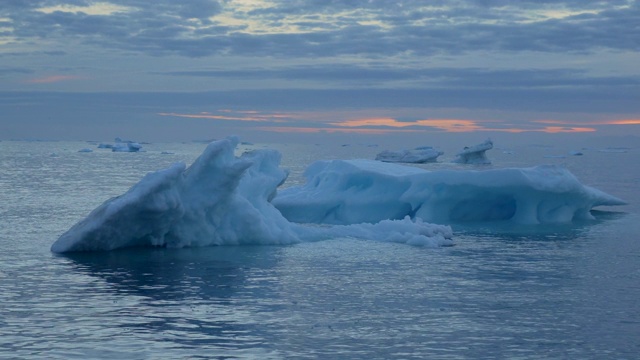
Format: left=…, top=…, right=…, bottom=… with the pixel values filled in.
left=599, top=147, right=628, bottom=153
left=112, top=142, right=142, bottom=152
left=97, top=138, right=143, bottom=152
left=375, top=146, right=443, bottom=163
left=453, top=139, right=493, bottom=164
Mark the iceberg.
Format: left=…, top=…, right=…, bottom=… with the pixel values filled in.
left=112, top=142, right=142, bottom=152
left=97, top=137, right=143, bottom=152
left=52, top=138, right=453, bottom=253
left=273, top=159, right=626, bottom=226
left=375, top=147, right=443, bottom=163
left=453, top=139, right=493, bottom=164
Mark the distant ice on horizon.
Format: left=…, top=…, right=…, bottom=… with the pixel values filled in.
left=453, top=139, right=493, bottom=164
left=375, top=147, right=443, bottom=163
left=97, top=137, right=143, bottom=152
left=112, top=142, right=142, bottom=152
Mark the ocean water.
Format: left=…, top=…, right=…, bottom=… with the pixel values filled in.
left=1, top=140, right=639, bottom=359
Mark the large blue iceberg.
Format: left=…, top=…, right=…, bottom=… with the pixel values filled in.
left=273, top=159, right=626, bottom=225
left=51, top=138, right=453, bottom=253
left=52, top=138, right=625, bottom=253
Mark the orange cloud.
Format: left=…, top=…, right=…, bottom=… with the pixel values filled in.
left=541, top=126, right=596, bottom=133
left=602, top=119, right=640, bottom=125
left=158, top=111, right=291, bottom=123
left=256, top=126, right=418, bottom=134
left=331, top=118, right=484, bottom=132
left=158, top=110, right=610, bottom=135
left=535, top=118, right=640, bottom=126
left=25, top=75, right=84, bottom=84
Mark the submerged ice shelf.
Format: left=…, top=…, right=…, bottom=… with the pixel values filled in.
left=52, top=138, right=625, bottom=253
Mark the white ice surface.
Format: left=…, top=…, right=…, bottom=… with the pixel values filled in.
left=375, top=147, right=443, bottom=163
left=51, top=138, right=453, bottom=253
left=453, top=139, right=493, bottom=164
left=273, top=159, right=626, bottom=226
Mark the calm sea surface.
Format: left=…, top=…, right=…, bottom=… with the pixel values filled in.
left=1, top=140, right=639, bottom=359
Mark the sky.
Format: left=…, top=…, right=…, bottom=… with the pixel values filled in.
left=1, top=0, right=639, bottom=143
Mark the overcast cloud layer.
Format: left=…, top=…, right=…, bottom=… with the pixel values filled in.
left=1, top=0, right=639, bottom=141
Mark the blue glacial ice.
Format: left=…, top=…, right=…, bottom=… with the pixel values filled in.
left=51, top=138, right=453, bottom=253
left=273, top=158, right=626, bottom=226
left=52, top=138, right=625, bottom=253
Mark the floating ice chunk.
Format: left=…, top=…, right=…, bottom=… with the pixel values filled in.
left=599, top=148, right=628, bottom=153
left=318, top=216, right=453, bottom=247
left=112, top=142, right=142, bottom=152
left=52, top=138, right=452, bottom=253
left=98, top=138, right=143, bottom=152
left=375, top=147, right=443, bottom=163
left=453, top=139, right=493, bottom=164
left=273, top=159, right=626, bottom=226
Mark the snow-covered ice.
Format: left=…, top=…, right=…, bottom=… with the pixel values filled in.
left=453, top=139, right=493, bottom=164
left=375, top=147, right=443, bottom=163
left=51, top=138, right=453, bottom=253
left=274, top=158, right=626, bottom=226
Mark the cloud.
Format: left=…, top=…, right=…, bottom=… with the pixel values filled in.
left=158, top=110, right=293, bottom=123
left=535, top=118, right=640, bottom=126
left=2, top=0, right=638, bottom=58
left=330, top=118, right=486, bottom=132
left=155, top=108, right=603, bottom=134
left=0, top=67, right=32, bottom=76
left=24, top=75, right=85, bottom=83
left=161, top=65, right=640, bottom=90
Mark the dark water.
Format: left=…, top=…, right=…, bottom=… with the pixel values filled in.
left=1, top=141, right=639, bottom=359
